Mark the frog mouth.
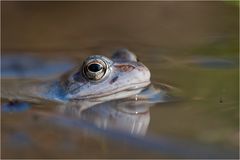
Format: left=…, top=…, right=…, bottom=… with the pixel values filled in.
left=69, top=81, right=151, bottom=101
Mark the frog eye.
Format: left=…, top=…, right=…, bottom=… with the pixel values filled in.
left=83, top=59, right=108, bottom=81
left=87, top=63, right=103, bottom=72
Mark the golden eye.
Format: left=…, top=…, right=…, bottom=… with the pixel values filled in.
left=81, top=55, right=112, bottom=82
left=83, top=60, right=107, bottom=81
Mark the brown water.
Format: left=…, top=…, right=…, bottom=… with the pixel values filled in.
left=1, top=1, right=239, bottom=159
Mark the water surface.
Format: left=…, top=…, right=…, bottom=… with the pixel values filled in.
left=1, top=1, right=239, bottom=159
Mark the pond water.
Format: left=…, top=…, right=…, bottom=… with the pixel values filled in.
left=1, top=1, right=239, bottom=159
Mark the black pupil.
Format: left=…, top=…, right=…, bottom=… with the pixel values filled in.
left=88, top=63, right=102, bottom=72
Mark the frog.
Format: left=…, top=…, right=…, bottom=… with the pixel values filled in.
left=1, top=48, right=152, bottom=109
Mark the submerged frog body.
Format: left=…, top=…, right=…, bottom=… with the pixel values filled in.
left=2, top=49, right=151, bottom=103
left=2, top=48, right=173, bottom=141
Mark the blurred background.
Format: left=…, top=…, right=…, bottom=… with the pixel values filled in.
left=2, top=1, right=238, bottom=54
left=1, top=1, right=239, bottom=159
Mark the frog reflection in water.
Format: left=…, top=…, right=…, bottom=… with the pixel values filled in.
left=2, top=49, right=165, bottom=135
